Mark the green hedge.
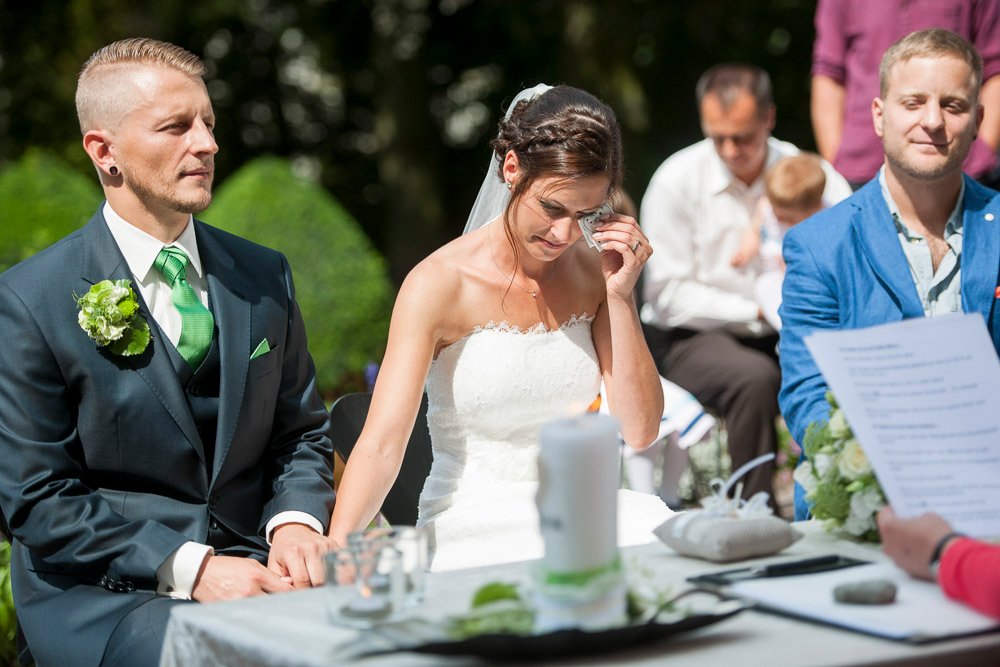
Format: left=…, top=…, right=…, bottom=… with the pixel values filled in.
left=0, top=542, right=13, bottom=666
left=0, top=148, right=102, bottom=273
left=0, top=148, right=101, bottom=665
left=205, top=157, right=393, bottom=396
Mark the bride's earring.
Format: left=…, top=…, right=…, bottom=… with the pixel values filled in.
left=506, top=181, right=512, bottom=190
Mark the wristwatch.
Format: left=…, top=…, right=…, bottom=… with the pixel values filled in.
left=929, top=531, right=963, bottom=581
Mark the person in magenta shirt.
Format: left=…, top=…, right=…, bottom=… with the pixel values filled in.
left=811, top=0, right=1000, bottom=187
left=878, top=507, right=1000, bottom=619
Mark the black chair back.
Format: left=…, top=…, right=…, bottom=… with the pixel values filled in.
left=329, top=392, right=433, bottom=526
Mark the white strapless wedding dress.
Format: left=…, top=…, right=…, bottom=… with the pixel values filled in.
left=417, top=315, right=674, bottom=572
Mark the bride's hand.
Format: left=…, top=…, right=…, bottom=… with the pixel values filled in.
left=591, top=214, right=650, bottom=301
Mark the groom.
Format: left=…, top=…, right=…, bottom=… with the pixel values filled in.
left=0, top=39, right=337, bottom=665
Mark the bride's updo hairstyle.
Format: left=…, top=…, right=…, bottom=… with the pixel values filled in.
left=490, top=85, right=623, bottom=253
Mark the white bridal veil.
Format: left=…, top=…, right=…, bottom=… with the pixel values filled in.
left=462, top=83, right=553, bottom=235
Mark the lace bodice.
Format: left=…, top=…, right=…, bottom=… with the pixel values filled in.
left=419, top=315, right=600, bottom=514
left=414, top=313, right=672, bottom=572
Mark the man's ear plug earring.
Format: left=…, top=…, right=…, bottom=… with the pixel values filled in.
left=109, top=166, right=119, bottom=176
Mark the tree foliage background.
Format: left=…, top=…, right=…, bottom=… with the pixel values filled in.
left=0, top=0, right=819, bottom=285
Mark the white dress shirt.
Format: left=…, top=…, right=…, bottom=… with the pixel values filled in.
left=639, top=137, right=852, bottom=335
left=102, top=203, right=323, bottom=599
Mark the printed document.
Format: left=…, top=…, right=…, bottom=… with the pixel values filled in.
left=805, top=314, right=1000, bottom=537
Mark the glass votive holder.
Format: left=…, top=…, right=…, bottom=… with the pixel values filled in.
left=346, top=525, right=428, bottom=607
left=324, top=547, right=402, bottom=628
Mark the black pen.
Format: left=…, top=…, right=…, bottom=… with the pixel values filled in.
left=749, top=555, right=842, bottom=577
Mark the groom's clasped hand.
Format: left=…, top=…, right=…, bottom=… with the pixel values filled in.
left=191, top=525, right=338, bottom=602
left=266, top=524, right=340, bottom=590
left=191, top=556, right=294, bottom=602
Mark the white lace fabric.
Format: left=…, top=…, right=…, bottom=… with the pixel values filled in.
left=417, top=314, right=673, bottom=572
left=424, top=314, right=598, bottom=496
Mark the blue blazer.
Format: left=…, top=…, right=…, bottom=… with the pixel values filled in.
left=778, top=177, right=1000, bottom=519
left=0, top=208, right=336, bottom=666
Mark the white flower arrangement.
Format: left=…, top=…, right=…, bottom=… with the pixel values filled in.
left=75, top=279, right=151, bottom=356
left=795, top=392, right=885, bottom=542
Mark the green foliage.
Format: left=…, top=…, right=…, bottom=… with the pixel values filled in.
left=799, top=394, right=886, bottom=541
left=775, top=418, right=799, bottom=472
left=0, top=148, right=102, bottom=273
left=448, top=583, right=534, bottom=639
left=801, top=420, right=826, bottom=460
left=205, top=157, right=394, bottom=395
left=2, top=1, right=824, bottom=284
left=808, top=482, right=851, bottom=522
left=0, top=541, right=15, bottom=665
left=471, top=582, right=521, bottom=608
left=74, top=280, right=151, bottom=356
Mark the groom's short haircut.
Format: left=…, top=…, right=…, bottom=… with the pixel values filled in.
left=75, top=38, right=206, bottom=134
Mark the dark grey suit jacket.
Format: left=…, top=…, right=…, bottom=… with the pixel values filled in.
left=0, top=207, right=336, bottom=665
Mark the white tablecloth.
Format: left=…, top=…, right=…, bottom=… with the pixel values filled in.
left=160, top=522, right=1000, bottom=666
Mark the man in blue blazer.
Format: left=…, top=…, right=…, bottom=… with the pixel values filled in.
left=0, top=39, right=338, bottom=665
left=780, top=29, right=1000, bottom=521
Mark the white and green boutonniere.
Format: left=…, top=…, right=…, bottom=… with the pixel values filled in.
left=75, top=279, right=151, bottom=356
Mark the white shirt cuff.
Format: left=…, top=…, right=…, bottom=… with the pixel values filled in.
left=156, top=541, right=214, bottom=599
left=265, top=511, right=324, bottom=544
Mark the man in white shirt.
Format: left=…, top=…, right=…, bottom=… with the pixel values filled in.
left=640, top=63, right=851, bottom=503
left=0, top=39, right=337, bottom=666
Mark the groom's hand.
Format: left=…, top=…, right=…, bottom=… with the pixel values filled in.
left=191, top=555, right=294, bottom=602
left=268, top=523, right=337, bottom=589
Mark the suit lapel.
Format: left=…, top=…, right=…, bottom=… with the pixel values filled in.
left=849, top=181, right=925, bottom=318
left=80, top=209, right=206, bottom=467
left=195, top=222, right=253, bottom=484
left=80, top=209, right=131, bottom=285
left=959, top=176, right=1000, bottom=326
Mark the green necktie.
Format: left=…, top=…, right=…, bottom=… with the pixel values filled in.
left=153, top=246, right=214, bottom=369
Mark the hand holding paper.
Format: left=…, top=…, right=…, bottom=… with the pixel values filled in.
left=804, top=314, right=1000, bottom=537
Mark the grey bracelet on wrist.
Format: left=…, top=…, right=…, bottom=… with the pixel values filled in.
left=929, top=531, right=964, bottom=580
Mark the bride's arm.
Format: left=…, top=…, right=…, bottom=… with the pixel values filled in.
left=327, top=263, right=448, bottom=546
left=590, top=214, right=663, bottom=449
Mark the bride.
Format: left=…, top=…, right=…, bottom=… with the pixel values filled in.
left=328, top=84, right=673, bottom=571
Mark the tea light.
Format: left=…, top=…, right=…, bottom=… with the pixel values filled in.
left=340, top=587, right=391, bottom=620
left=368, top=572, right=390, bottom=594
left=346, top=526, right=429, bottom=607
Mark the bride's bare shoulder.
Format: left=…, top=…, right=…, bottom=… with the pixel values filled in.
left=397, top=232, right=485, bottom=314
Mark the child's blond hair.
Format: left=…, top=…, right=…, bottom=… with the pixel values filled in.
left=765, top=154, right=826, bottom=210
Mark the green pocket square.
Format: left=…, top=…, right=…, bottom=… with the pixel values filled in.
left=250, top=338, right=271, bottom=360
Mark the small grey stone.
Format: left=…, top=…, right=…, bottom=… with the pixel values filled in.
left=833, top=579, right=897, bottom=605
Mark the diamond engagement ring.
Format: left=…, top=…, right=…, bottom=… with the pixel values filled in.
left=631, top=240, right=640, bottom=252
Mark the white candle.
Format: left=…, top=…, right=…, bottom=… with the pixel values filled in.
left=536, top=414, right=619, bottom=573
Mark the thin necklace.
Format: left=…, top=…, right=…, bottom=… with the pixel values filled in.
left=488, top=230, right=558, bottom=299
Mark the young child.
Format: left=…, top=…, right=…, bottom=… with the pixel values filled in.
left=731, top=153, right=830, bottom=329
